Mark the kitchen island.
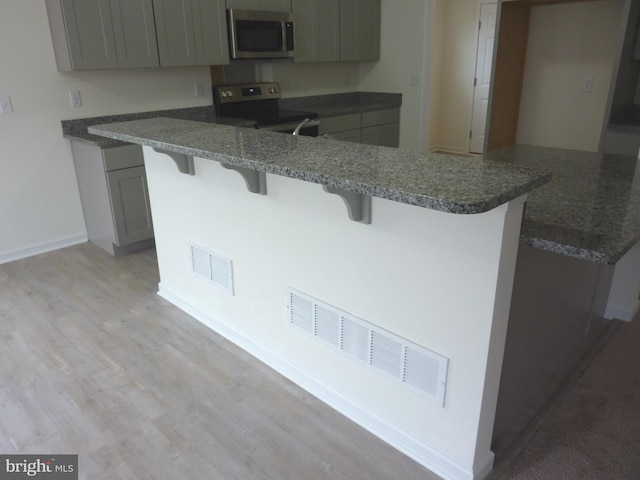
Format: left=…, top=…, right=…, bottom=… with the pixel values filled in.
left=88, top=117, right=550, bottom=480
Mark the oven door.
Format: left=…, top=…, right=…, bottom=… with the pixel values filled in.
left=258, top=119, right=320, bottom=137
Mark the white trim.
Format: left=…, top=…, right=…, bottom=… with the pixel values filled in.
left=157, top=282, right=485, bottom=480
left=0, top=233, right=87, bottom=265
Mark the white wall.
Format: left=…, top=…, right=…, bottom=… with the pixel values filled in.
left=358, top=0, right=431, bottom=152
left=0, top=1, right=213, bottom=263
left=516, top=0, right=624, bottom=151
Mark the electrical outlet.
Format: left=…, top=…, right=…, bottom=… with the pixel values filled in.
left=68, top=90, right=82, bottom=108
left=194, top=81, right=204, bottom=97
left=0, top=95, right=13, bottom=114
left=409, top=74, right=420, bottom=86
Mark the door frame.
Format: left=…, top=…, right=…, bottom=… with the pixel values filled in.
left=467, top=0, right=498, bottom=153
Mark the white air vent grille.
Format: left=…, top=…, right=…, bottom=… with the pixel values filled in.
left=190, top=244, right=234, bottom=294
left=287, top=288, right=448, bottom=405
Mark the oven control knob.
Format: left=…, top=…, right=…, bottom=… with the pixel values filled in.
left=220, top=91, right=227, bottom=98
left=226, top=90, right=234, bottom=97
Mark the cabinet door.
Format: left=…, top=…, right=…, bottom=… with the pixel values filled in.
left=192, top=0, right=230, bottom=65
left=153, top=0, right=197, bottom=66
left=58, top=0, right=118, bottom=69
left=110, top=0, right=159, bottom=68
left=259, top=0, right=291, bottom=11
left=226, top=0, right=260, bottom=9
left=106, top=166, right=154, bottom=246
left=226, top=0, right=289, bottom=11
left=339, top=0, right=380, bottom=61
left=323, top=129, right=361, bottom=143
left=293, top=0, right=339, bottom=62
left=361, top=123, right=399, bottom=148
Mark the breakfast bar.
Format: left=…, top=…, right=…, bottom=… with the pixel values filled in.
left=88, top=117, right=639, bottom=480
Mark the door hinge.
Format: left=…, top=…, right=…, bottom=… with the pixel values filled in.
left=479, top=20, right=482, bottom=30
left=474, top=77, right=477, bottom=87
left=469, top=130, right=473, bottom=139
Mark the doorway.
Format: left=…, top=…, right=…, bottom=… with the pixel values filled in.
left=469, top=2, right=497, bottom=153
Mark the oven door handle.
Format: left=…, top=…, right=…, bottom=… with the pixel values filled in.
left=257, top=119, right=320, bottom=133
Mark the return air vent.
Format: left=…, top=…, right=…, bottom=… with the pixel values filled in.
left=190, top=243, right=234, bottom=294
left=287, top=288, right=448, bottom=405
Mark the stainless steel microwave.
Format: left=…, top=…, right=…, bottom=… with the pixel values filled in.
left=227, top=9, right=294, bottom=59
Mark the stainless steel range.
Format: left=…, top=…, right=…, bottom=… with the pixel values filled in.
left=213, top=82, right=319, bottom=136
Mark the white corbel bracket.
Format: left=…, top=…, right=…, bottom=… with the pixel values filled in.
left=152, top=148, right=194, bottom=175
left=322, top=186, right=372, bottom=224
left=221, top=163, right=267, bottom=195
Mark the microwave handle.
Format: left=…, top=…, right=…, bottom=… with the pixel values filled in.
left=283, top=21, right=294, bottom=52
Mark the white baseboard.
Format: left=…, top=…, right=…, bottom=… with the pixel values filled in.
left=0, top=233, right=88, bottom=265
left=604, top=303, right=640, bottom=323
left=158, top=282, right=487, bottom=480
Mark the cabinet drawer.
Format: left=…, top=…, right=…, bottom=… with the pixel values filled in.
left=323, top=128, right=361, bottom=143
left=102, top=144, right=144, bottom=171
left=319, top=113, right=361, bottom=134
left=602, top=130, right=640, bottom=157
left=361, top=108, right=400, bottom=128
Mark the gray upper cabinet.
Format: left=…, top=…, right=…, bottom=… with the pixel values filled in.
left=154, top=0, right=229, bottom=67
left=46, top=0, right=118, bottom=70
left=110, top=0, right=159, bottom=68
left=153, top=0, right=197, bottom=66
left=193, top=0, right=230, bottom=65
left=292, top=0, right=340, bottom=62
left=47, top=0, right=228, bottom=70
left=339, top=0, right=380, bottom=61
left=226, top=0, right=291, bottom=11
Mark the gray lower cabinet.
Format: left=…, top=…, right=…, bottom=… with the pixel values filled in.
left=339, top=0, right=381, bottom=61
left=71, top=141, right=154, bottom=255
left=319, top=112, right=362, bottom=142
left=153, top=0, right=229, bottom=66
left=361, top=108, right=400, bottom=147
left=601, top=129, right=640, bottom=156
left=320, top=108, right=399, bottom=147
left=293, top=0, right=340, bottom=62
left=226, top=0, right=291, bottom=11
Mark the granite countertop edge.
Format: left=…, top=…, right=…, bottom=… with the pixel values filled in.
left=88, top=119, right=550, bottom=217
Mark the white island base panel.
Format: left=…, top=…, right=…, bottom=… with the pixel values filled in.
left=142, top=147, right=526, bottom=480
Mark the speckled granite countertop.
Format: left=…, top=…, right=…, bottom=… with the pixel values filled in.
left=61, top=106, right=251, bottom=147
left=486, top=145, right=640, bottom=264
left=89, top=117, right=549, bottom=217
left=607, top=124, right=640, bottom=133
left=62, top=92, right=401, bottom=147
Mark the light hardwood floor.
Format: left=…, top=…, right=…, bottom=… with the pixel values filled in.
left=0, top=243, right=440, bottom=480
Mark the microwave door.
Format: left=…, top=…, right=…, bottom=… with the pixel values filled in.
left=227, top=9, right=294, bottom=59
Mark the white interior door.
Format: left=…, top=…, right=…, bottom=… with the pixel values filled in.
left=469, top=2, right=497, bottom=153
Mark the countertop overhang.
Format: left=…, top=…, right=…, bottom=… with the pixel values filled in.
left=88, top=117, right=551, bottom=216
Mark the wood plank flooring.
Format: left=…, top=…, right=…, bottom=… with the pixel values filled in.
left=0, top=243, right=440, bottom=480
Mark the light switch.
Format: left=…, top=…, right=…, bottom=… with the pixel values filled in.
left=68, top=90, right=82, bottom=107
left=582, top=77, right=593, bottom=93
left=0, top=95, right=13, bottom=113
left=194, top=81, right=204, bottom=97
